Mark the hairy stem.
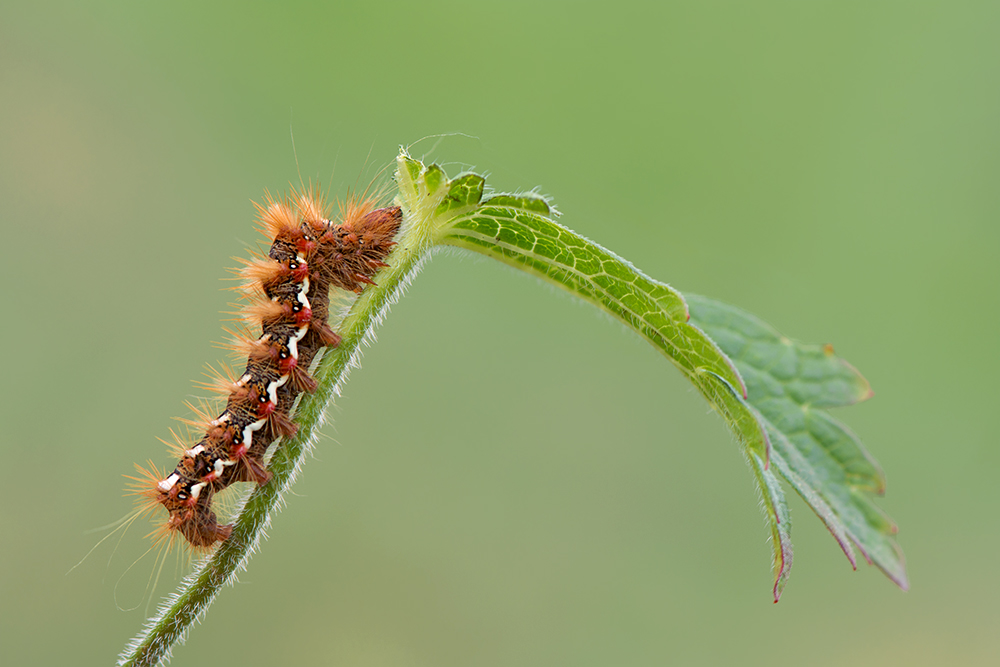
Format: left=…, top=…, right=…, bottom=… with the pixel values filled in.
left=117, top=185, right=436, bottom=667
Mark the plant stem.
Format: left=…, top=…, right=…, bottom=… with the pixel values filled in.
left=117, top=179, right=436, bottom=667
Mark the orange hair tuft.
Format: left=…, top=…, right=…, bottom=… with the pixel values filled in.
left=220, top=326, right=266, bottom=359
left=253, top=192, right=299, bottom=240
left=156, top=427, right=195, bottom=459
left=125, top=461, right=169, bottom=514
left=194, top=363, right=242, bottom=398
left=294, top=185, right=329, bottom=229
left=337, top=195, right=377, bottom=232
left=241, top=296, right=289, bottom=327
left=176, top=399, right=222, bottom=433
left=235, top=255, right=285, bottom=293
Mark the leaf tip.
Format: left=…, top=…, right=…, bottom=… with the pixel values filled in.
left=889, top=543, right=910, bottom=591
left=772, top=571, right=788, bottom=602
left=836, top=356, right=875, bottom=404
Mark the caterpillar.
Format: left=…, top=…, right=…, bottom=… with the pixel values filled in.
left=132, top=189, right=402, bottom=548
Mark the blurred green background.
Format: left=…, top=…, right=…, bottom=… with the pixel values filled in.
left=2, top=1, right=998, bottom=665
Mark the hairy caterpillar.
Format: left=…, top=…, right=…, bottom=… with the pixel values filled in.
left=132, top=189, right=401, bottom=547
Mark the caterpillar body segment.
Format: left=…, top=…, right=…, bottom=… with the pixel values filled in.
left=138, top=192, right=402, bottom=547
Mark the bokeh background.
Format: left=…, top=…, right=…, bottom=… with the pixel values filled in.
left=2, top=2, right=998, bottom=665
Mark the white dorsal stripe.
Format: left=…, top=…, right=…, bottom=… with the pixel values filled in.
left=266, top=375, right=289, bottom=405
left=297, top=276, right=311, bottom=311
left=241, top=417, right=267, bottom=452
left=158, top=473, right=180, bottom=492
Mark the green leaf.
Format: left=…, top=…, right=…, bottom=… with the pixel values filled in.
left=423, top=158, right=799, bottom=600
left=419, top=152, right=906, bottom=598
left=685, top=295, right=908, bottom=591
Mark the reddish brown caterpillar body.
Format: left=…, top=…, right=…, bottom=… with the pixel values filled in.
left=133, top=190, right=402, bottom=547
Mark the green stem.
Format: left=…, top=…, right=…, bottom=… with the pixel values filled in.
left=117, top=179, right=438, bottom=667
